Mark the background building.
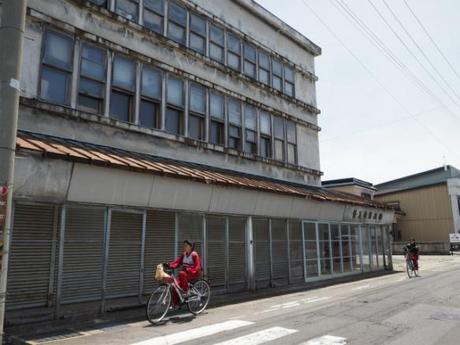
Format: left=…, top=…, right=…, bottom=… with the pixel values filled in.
left=375, top=166, right=460, bottom=247
left=4, top=0, right=393, bottom=325
left=322, top=178, right=376, bottom=200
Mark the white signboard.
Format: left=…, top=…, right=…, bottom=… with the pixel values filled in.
left=449, top=233, right=460, bottom=243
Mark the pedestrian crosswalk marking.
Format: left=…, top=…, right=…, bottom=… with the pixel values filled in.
left=301, top=335, right=347, bottom=345
left=130, top=320, right=253, bottom=345
left=212, top=326, right=298, bottom=345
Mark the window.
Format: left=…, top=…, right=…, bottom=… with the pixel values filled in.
left=189, top=13, right=206, bottom=55
left=168, top=2, right=187, bottom=45
left=144, top=0, right=164, bottom=34
left=273, top=116, right=285, bottom=161
left=243, top=42, right=256, bottom=79
left=209, top=25, right=224, bottom=63
left=209, top=91, right=225, bottom=145
left=458, top=197, right=460, bottom=215
left=78, top=44, right=106, bottom=114
left=272, top=58, right=283, bottom=92
left=166, top=75, right=184, bottom=135
left=140, top=66, right=162, bottom=129
left=115, top=0, right=139, bottom=22
left=189, top=83, right=206, bottom=140
left=40, top=31, right=74, bottom=105
left=286, top=120, right=297, bottom=164
left=89, top=0, right=107, bottom=7
left=258, top=51, right=270, bottom=86
left=259, top=111, right=271, bottom=158
left=110, top=55, right=136, bottom=122
left=284, top=65, right=295, bottom=97
left=227, top=98, right=242, bottom=150
left=244, top=105, right=257, bottom=154
left=227, top=33, right=241, bottom=71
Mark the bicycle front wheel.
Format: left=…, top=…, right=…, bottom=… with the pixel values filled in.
left=146, top=285, right=171, bottom=325
left=406, top=261, right=416, bottom=279
left=187, top=280, right=211, bottom=315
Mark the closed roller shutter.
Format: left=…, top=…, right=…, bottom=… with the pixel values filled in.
left=206, top=216, right=226, bottom=289
left=228, top=217, right=247, bottom=292
left=61, top=207, right=105, bottom=304
left=253, top=218, right=270, bottom=289
left=288, top=220, right=304, bottom=283
left=106, top=211, right=143, bottom=299
left=271, top=219, right=288, bottom=286
left=143, top=210, right=175, bottom=296
left=7, top=204, right=57, bottom=310
left=177, top=214, right=203, bottom=258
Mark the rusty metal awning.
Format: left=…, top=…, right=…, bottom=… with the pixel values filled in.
left=16, top=130, right=390, bottom=209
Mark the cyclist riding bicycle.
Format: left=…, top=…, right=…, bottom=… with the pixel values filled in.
left=403, top=238, right=419, bottom=270
left=163, top=240, right=202, bottom=306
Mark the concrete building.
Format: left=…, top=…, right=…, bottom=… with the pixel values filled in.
left=375, top=166, right=460, bottom=247
left=3, top=0, right=393, bottom=325
left=322, top=178, right=376, bottom=200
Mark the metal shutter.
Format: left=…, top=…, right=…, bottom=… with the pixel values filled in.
left=271, top=219, right=288, bottom=286
left=7, top=204, right=58, bottom=310
left=253, top=218, right=270, bottom=289
left=206, top=216, right=226, bottom=289
left=228, top=217, right=247, bottom=292
left=288, top=220, right=304, bottom=283
left=177, top=214, right=203, bottom=258
left=61, top=206, right=105, bottom=304
left=106, top=211, right=143, bottom=299
left=143, top=210, right=175, bottom=296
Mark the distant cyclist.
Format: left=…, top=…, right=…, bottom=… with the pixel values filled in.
left=403, top=238, right=419, bottom=270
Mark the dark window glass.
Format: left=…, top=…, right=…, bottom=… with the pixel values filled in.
left=41, top=67, right=71, bottom=105
left=275, top=139, right=284, bottom=161
left=79, top=78, right=104, bottom=98
left=43, top=32, right=74, bottom=70
left=260, top=136, right=271, bottom=158
left=228, top=99, right=241, bottom=125
left=245, top=105, right=257, bottom=130
left=142, top=66, right=162, bottom=100
left=112, top=56, right=136, bottom=91
left=273, top=116, right=285, bottom=161
left=258, top=51, right=270, bottom=85
left=210, top=92, right=224, bottom=120
left=78, top=44, right=106, bottom=113
left=227, top=34, right=241, bottom=71
left=210, top=121, right=224, bottom=145
left=165, top=107, right=183, bottom=135
left=209, top=25, right=224, bottom=63
left=287, top=121, right=296, bottom=164
left=245, top=129, right=257, bottom=154
left=228, top=125, right=241, bottom=150
left=190, top=14, right=206, bottom=54
left=190, top=83, right=206, bottom=114
left=287, top=121, right=296, bottom=143
left=189, top=113, right=205, bottom=140
left=168, top=2, right=187, bottom=44
left=78, top=95, right=100, bottom=112
left=110, top=90, right=131, bottom=122
left=167, top=76, right=184, bottom=106
left=272, top=59, right=283, bottom=92
left=284, top=66, right=295, bottom=97
left=144, top=0, right=164, bottom=34
left=243, top=43, right=256, bottom=78
left=80, top=44, right=106, bottom=81
left=89, top=0, right=108, bottom=6
left=116, top=0, right=139, bottom=22
left=140, top=100, right=159, bottom=129
left=260, top=111, right=271, bottom=135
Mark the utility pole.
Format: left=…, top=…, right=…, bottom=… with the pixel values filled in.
left=0, top=0, right=27, bottom=342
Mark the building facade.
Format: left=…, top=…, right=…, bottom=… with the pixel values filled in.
left=4, top=0, right=394, bottom=325
left=375, top=166, right=460, bottom=243
left=323, top=178, right=376, bottom=200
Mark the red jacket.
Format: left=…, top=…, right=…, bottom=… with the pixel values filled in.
left=169, top=251, right=202, bottom=275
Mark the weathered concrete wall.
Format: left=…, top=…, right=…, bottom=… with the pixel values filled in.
left=447, top=178, right=460, bottom=234
left=14, top=154, right=394, bottom=223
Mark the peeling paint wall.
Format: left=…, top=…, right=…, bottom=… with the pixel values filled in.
left=18, top=0, right=323, bottom=186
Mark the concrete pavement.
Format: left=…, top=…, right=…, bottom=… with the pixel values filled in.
left=11, top=255, right=460, bottom=345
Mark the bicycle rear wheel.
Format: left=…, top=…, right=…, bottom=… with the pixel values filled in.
left=146, top=285, right=171, bottom=324
left=406, top=260, right=416, bottom=279
left=187, top=280, right=211, bottom=315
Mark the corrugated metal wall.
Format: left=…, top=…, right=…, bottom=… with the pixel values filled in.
left=227, top=217, right=247, bottom=292
left=206, top=216, right=226, bottom=289
left=253, top=218, right=270, bottom=288
left=271, top=219, right=288, bottom=287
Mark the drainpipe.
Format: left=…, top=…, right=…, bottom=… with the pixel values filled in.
left=0, top=0, right=27, bottom=342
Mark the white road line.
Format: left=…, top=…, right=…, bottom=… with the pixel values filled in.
left=301, top=335, right=347, bottom=345
left=212, top=326, right=298, bottom=345
left=302, top=296, right=331, bottom=304
left=130, top=320, right=253, bottom=345
left=351, top=284, right=371, bottom=291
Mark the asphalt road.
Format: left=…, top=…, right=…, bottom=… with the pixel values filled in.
left=19, top=255, right=460, bottom=345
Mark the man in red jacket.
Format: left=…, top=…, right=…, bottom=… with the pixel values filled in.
left=165, top=240, right=202, bottom=306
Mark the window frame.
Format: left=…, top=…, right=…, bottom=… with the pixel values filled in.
left=115, top=0, right=140, bottom=22
left=165, top=74, right=185, bottom=136
left=227, top=32, right=242, bottom=72
left=110, top=54, right=137, bottom=123
left=167, top=1, right=188, bottom=45
left=286, top=120, right=297, bottom=165
left=243, top=42, right=257, bottom=79
left=272, top=58, right=283, bottom=93
left=209, top=24, right=225, bottom=64
left=259, top=110, right=272, bottom=158
left=273, top=116, right=286, bottom=162
left=284, top=65, right=295, bottom=98
left=209, top=91, right=225, bottom=146
left=39, top=29, right=75, bottom=106
left=227, top=98, right=242, bottom=150
left=143, top=0, right=165, bottom=34
left=188, top=83, right=207, bottom=141
left=139, top=65, right=162, bottom=129
left=244, top=104, right=258, bottom=154
left=189, top=12, right=207, bottom=55
left=77, top=43, right=107, bottom=115
left=258, top=50, right=271, bottom=86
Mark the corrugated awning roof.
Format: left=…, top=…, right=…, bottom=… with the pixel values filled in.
left=16, top=130, right=391, bottom=209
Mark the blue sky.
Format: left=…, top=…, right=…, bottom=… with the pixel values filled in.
left=257, top=0, right=460, bottom=184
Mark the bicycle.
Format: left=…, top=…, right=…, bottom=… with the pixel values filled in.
left=146, top=267, right=211, bottom=325
left=405, top=253, right=418, bottom=278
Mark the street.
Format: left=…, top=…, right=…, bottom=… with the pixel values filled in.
left=15, top=255, right=460, bottom=345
